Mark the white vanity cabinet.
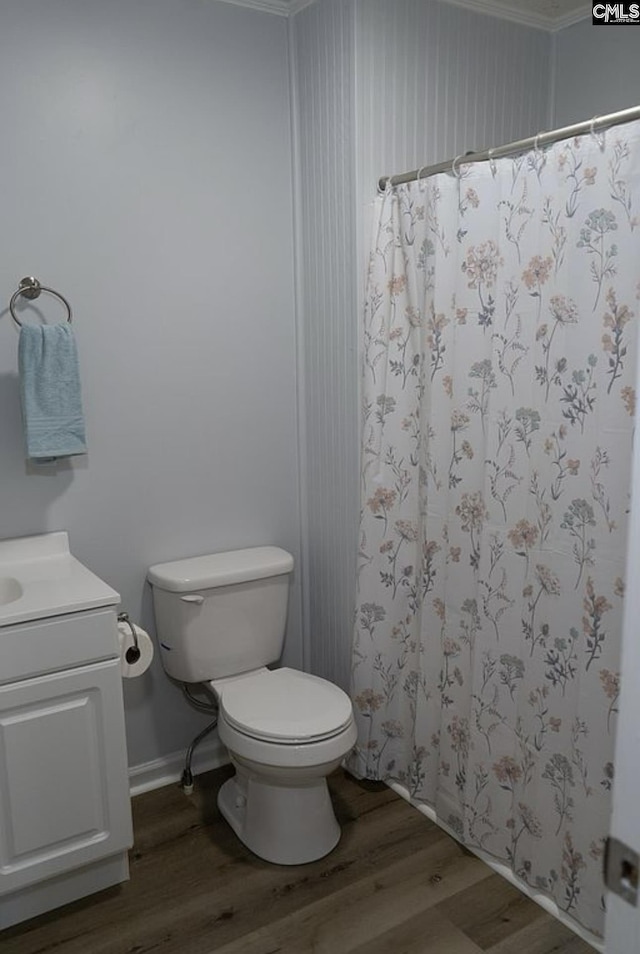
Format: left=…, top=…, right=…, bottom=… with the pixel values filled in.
left=0, top=533, right=133, bottom=929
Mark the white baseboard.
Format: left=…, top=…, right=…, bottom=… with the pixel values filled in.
left=128, top=737, right=230, bottom=798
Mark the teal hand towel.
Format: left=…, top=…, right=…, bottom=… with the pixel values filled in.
left=18, top=323, right=87, bottom=460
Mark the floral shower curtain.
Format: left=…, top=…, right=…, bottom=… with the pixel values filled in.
left=349, top=120, right=640, bottom=941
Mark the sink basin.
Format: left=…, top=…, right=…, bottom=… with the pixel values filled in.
left=0, top=577, right=22, bottom=605
left=0, top=531, right=119, bottom=627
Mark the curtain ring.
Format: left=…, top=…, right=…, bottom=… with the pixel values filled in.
left=532, top=133, right=547, bottom=172
left=488, top=147, right=497, bottom=176
left=416, top=165, right=427, bottom=191
left=590, top=115, right=605, bottom=150
left=451, top=155, right=463, bottom=178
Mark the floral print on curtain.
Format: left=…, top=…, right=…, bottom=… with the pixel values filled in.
left=349, top=122, right=640, bottom=941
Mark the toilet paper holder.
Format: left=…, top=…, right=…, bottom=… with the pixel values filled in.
left=117, top=612, right=141, bottom=665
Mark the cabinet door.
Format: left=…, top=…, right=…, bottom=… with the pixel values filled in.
left=0, top=659, right=132, bottom=895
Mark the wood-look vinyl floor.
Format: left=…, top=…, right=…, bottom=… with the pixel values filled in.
left=3, top=766, right=595, bottom=954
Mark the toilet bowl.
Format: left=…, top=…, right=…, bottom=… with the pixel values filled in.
left=212, top=667, right=357, bottom=864
left=147, top=546, right=357, bottom=865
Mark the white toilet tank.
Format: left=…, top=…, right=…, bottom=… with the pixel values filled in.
left=147, top=547, right=294, bottom=683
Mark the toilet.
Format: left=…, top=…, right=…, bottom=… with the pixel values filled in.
left=147, top=546, right=357, bottom=865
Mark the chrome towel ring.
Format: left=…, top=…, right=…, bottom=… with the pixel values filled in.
left=9, top=276, right=72, bottom=327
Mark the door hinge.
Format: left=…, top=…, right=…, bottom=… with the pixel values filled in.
left=605, top=836, right=639, bottom=907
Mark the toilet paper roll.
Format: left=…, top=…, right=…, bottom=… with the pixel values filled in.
left=117, top=620, right=154, bottom=678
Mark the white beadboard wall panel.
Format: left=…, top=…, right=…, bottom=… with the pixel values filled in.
left=357, top=0, right=552, bottom=202
left=293, top=0, right=552, bottom=691
left=293, top=0, right=358, bottom=689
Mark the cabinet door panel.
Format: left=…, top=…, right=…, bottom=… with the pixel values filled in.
left=0, top=659, right=132, bottom=894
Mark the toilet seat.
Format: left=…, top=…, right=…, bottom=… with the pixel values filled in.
left=215, top=667, right=354, bottom=744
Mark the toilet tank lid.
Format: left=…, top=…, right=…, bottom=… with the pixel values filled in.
left=147, top=546, right=294, bottom=592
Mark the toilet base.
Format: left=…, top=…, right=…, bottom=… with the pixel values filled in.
left=217, top=768, right=341, bottom=865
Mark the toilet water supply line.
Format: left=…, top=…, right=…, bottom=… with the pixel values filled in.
left=118, top=611, right=217, bottom=794
left=180, top=684, right=218, bottom=795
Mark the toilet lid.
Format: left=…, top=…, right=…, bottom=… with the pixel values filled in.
left=219, top=668, right=354, bottom=743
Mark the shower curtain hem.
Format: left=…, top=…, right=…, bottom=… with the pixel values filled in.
left=387, top=779, right=603, bottom=953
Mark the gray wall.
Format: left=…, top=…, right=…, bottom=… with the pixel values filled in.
left=0, top=0, right=301, bottom=769
left=553, top=18, right=640, bottom=127
left=292, top=0, right=552, bottom=691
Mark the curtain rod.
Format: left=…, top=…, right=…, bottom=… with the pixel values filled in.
left=378, top=104, right=640, bottom=193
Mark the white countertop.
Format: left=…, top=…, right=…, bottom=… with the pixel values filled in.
left=0, top=531, right=119, bottom=627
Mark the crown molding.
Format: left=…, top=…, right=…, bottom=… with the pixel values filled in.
left=549, top=8, right=592, bottom=31
left=431, top=0, right=589, bottom=31
left=288, top=0, right=317, bottom=12
left=213, top=0, right=291, bottom=16
left=212, top=0, right=591, bottom=30
left=212, top=0, right=318, bottom=15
